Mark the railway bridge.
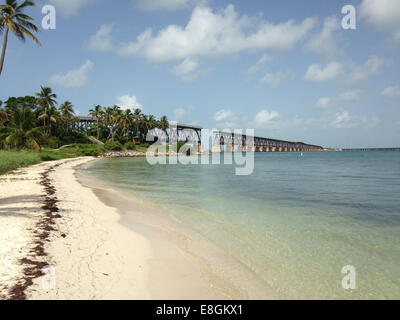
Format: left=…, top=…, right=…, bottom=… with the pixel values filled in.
left=212, top=131, right=323, bottom=152
left=74, top=117, right=323, bottom=152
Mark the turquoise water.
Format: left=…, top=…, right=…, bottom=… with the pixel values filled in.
left=86, top=152, right=400, bottom=299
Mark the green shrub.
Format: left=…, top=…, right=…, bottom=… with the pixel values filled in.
left=60, top=133, right=92, bottom=146
left=0, top=150, right=42, bottom=175
left=40, top=135, right=60, bottom=149
left=40, top=154, right=57, bottom=161
left=124, top=142, right=137, bottom=150
left=104, top=141, right=123, bottom=151
left=81, top=149, right=101, bottom=157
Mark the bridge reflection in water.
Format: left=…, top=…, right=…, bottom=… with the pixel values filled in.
left=212, top=131, right=323, bottom=153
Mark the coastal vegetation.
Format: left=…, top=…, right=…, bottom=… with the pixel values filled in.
left=0, top=86, right=171, bottom=174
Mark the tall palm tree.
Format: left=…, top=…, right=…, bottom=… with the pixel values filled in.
left=35, top=86, right=57, bottom=129
left=159, top=115, right=169, bottom=143
left=145, top=115, right=157, bottom=133
left=0, top=0, right=41, bottom=76
left=59, top=101, right=74, bottom=134
left=104, top=106, right=121, bottom=142
left=120, top=109, right=133, bottom=138
left=132, top=108, right=143, bottom=137
left=89, top=104, right=103, bottom=139
left=38, top=105, right=58, bottom=135
left=59, top=101, right=74, bottom=119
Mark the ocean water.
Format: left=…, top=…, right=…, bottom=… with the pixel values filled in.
left=84, top=151, right=400, bottom=299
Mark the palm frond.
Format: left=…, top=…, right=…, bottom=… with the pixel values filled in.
left=15, top=23, right=41, bottom=45
left=16, top=17, right=40, bottom=33
left=16, top=1, right=35, bottom=12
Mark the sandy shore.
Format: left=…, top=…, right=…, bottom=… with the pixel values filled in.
left=0, top=157, right=231, bottom=300
left=1, top=157, right=275, bottom=300
left=0, top=158, right=152, bottom=299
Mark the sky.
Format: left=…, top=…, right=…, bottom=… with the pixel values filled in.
left=1, top=0, right=400, bottom=148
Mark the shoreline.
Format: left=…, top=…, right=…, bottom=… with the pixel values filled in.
left=77, top=160, right=277, bottom=300
left=1, top=157, right=274, bottom=299
left=1, top=157, right=152, bottom=299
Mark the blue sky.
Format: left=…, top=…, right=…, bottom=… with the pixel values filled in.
left=1, top=0, right=400, bottom=148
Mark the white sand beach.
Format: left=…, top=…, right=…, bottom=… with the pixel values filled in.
left=1, top=158, right=149, bottom=299
left=0, top=157, right=251, bottom=300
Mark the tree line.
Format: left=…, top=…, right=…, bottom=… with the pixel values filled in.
left=0, top=86, right=169, bottom=150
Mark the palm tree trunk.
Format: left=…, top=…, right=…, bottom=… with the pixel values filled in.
left=97, top=119, right=100, bottom=139
left=0, top=26, right=10, bottom=76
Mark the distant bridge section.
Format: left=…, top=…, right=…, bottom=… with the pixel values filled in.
left=212, top=131, right=323, bottom=152
left=343, top=148, right=400, bottom=151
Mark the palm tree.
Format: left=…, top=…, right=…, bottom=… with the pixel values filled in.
left=3, top=100, right=43, bottom=150
left=35, top=86, right=57, bottom=130
left=38, top=105, right=58, bottom=135
left=120, top=109, right=133, bottom=138
left=0, top=0, right=41, bottom=76
left=89, top=104, right=103, bottom=139
left=145, top=115, right=157, bottom=133
left=104, top=106, right=121, bottom=142
left=132, top=108, right=143, bottom=137
left=59, top=101, right=74, bottom=134
left=59, top=101, right=74, bottom=119
left=159, top=115, right=169, bottom=143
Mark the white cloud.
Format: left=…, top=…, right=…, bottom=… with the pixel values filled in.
left=50, top=60, right=94, bottom=88
left=329, top=111, right=380, bottom=129
left=255, top=110, right=279, bottom=127
left=380, top=86, right=400, bottom=98
left=213, top=109, right=240, bottom=128
left=135, top=0, right=191, bottom=11
left=305, top=62, right=343, bottom=83
left=116, top=95, right=143, bottom=110
left=306, top=57, right=387, bottom=84
left=214, top=109, right=233, bottom=122
left=315, top=97, right=335, bottom=109
left=339, top=89, right=362, bottom=101
left=117, top=5, right=316, bottom=61
left=88, top=24, right=114, bottom=52
left=305, top=16, right=341, bottom=60
left=314, top=90, right=362, bottom=109
left=347, top=56, right=387, bottom=83
left=330, top=111, right=354, bottom=128
left=49, top=0, right=94, bottom=16
left=247, top=54, right=271, bottom=75
left=360, top=0, right=400, bottom=42
left=90, top=4, right=316, bottom=81
left=260, top=71, right=289, bottom=88
left=170, top=58, right=209, bottom=81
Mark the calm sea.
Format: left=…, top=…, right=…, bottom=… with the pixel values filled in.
left=84, top=151, right=400, bottom=299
